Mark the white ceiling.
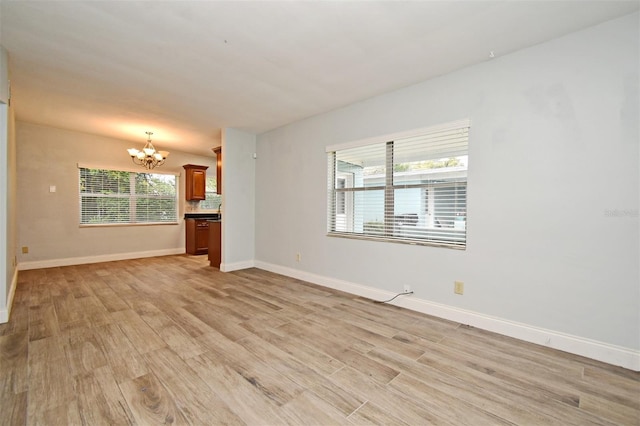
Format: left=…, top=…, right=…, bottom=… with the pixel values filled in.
left=1, top=1, right=638, bottom=156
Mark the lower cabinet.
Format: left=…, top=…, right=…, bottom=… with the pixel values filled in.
left=186, top=219, right=209, bottom=255
left=208, top=221, right=222, bottom=268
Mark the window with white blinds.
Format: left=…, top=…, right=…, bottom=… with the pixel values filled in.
left=199, top=175, right=222, bottom=211
left=327, top=120, right=470, bottom=249
left=79, top=167, right=178, bottom=225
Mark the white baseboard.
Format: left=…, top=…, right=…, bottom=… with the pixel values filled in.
left=221, top=259, right=255, bottom=272
left=18, top=248, right=185, bottom=271
left=255, top=260, right=640, bottom=372
left=0, top=267, right=19, bottom=323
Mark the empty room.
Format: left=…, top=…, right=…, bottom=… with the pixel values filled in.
left=0, top=1, right=638, bottom=424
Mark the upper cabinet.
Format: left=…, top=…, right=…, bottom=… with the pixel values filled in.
left=183, top=164, right=209, bottom=201
left=213, top=147, right=222, bottom=195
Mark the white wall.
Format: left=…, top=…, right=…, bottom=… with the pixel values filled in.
left=255, top=13, right=639, bottom=367
left=0, top=45, right=17, bottom=323
left=220, top=128, right=256, bottom=271
left=17, top=123, right=218, bottom=269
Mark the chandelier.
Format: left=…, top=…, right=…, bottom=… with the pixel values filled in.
left=127, top=131, right=170, bottom=170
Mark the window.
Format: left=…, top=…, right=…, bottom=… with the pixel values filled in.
left=199, top=176, right=222, bottom=211
left=79, top=166, right=178, bottom=225
left=327, top=119, right=469, bottom=248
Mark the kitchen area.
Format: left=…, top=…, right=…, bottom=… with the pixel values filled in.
left=183, top=147, right=223, bottom=268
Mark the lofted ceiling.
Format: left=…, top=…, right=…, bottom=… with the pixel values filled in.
left=1, top=1, right=638, bottom=156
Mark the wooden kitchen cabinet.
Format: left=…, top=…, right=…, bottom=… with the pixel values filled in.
left=213, top=147, right=222, bottom=195
left=185, top=219, right=209, bottom=255
left=208, top=220, right=221, bottom=268
left=183, top=164, right=209, bottom=201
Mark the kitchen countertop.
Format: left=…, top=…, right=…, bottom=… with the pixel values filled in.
left=184, top=213, right=221, bottom=220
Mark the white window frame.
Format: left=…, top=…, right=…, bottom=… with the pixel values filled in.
left=326, top=119, right=470, bottom=249
left=78, top=164, right=179, bottom=226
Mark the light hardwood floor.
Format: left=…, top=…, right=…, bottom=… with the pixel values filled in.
left=1, top=255, right=638, bottom=425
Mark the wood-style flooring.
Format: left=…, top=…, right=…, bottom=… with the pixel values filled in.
left=1, top=255, right=638, bottom=425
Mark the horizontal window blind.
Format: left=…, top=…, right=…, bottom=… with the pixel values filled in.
left=199, top=175, right=222, bottom=211
left=327, top=120, right=469, bottom=248
left=79, top=167, right=178, bottom=225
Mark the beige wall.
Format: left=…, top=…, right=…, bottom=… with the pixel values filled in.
left=17, top=122, right=218, bottom=268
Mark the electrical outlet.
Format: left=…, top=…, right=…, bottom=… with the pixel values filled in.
left=22, top=246, right=29, bottom=254
left=296, top=253, right=301, bottom=262
left=454, top=281, right=464, bottom=295
left=403, top=284, right=411, bottom=293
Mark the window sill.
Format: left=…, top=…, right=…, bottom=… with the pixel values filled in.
left=80, top=222, right=179, bottom=228
left=326, top=231, right=466, bottom=250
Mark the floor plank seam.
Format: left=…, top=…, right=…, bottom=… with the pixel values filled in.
left=346, top=399, right=370, bottom=421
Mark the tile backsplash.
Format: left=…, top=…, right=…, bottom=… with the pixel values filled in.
left=199, top=194, right=222, bottom=211
left=185, top=200, right=219, bottom=213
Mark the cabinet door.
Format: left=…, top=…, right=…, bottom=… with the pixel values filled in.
left=183, top=164, right=209, bottom=201
left=191, top=169, right=207, bottom=200
left=195, top=221, right=209, bottom=253
left=185, top=219, right=196, bottom=254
